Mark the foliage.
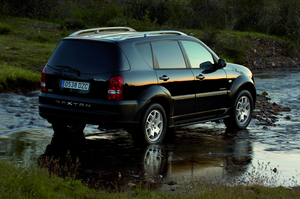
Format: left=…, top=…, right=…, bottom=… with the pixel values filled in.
left=128, top=10, right=160, bottom=31
left=222, top=35, right=248, bottom=64
left=1, top=0, right=300, bottom=43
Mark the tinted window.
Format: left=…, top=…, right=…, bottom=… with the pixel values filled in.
left=136, top=43, right=153, bottom=67
left=48, top=40, right=116, bottom=74
left=152, top=41, right=186, bottom=69
left=181, top=41, right=214, bottom=68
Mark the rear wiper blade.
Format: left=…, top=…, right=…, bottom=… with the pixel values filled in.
left=52, top=65, right=81, bottom=76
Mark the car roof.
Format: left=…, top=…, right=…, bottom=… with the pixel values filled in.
left=66, top=27, right=188, bottom=42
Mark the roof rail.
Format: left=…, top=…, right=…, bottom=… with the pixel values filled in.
left=69, top=27, right=136, bottom=37
left=117, top=31, right=187, bottom=41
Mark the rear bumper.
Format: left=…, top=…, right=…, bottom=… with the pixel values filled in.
left=39, top=94, right=141, bottom=126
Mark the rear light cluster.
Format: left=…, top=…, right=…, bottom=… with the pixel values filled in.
left=107, top=76, right=123, bottom=100
left=41, top=69, right=46, bottom=93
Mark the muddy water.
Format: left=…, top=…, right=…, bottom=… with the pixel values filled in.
left=0, top=68, right=300, bottom=189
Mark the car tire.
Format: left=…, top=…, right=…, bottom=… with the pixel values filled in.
left=130, top=103, right=167, bottom=145
left=224, top=90, right=253, bottom=130
left=52, top=122, right=86, bottom=137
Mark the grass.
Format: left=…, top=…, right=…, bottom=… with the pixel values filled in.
left=0, top=160, right=105, bottom=198
left=0, top=35, right=56, bottom=70
left=0, top=63, right=41, bottom=92
left=0, top=17, right=65, bottom=92
left=0, top=22, right=12, bottom=34
left=1, top=159, right=300, bottom=198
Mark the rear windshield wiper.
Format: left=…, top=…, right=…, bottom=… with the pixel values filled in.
left=48, top=65, right=81, bottom=76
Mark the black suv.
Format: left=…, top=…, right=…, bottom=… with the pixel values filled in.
left=39, top=27, right=256, bottom=144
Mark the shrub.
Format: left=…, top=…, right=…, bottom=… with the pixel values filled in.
left=222, top=36, right=248, bottom=64
left=60, top=18, right=86, bottom=30
left=129, top=10, right=160, bottom=31
left=200, top=28, right=220, bottom=48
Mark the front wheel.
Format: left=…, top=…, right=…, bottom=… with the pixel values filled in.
left=224, top=90, right=253, bottom=129
left=130, top=103, right=167, bottom=145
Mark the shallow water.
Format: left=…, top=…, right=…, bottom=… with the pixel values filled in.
left=0, top=68, right=300, bottom=189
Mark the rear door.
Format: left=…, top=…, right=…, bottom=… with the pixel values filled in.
left=152, top=40, right=195, bottom=117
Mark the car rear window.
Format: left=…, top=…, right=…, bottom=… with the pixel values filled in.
left=47, top=40, right=117, bottom=74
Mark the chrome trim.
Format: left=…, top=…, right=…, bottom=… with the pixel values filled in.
left=172, top=94, right=195, bottom=101
left=196, top=90, right=228, bottom=98
left=171, top=109, right=214, bottom=119
left=117, top=31, right=187, bottom=41
left=93, top=78, right=106, bottom=82
left=69, top=27, right=136, bottom=37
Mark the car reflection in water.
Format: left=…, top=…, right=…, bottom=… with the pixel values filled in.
left=39, top=125, right=253, bottom=189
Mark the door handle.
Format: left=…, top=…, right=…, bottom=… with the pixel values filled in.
left=159, top=75, right=169, bottom=81
left=196, top=74, right=205, bottom=80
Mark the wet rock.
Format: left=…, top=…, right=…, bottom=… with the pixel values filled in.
left=144, top=178, right=156, bottom=184
left=253, top=92, right=291, bottom=126
left=138, top=171, right=147, bottom=178
left=168, top=181, right=178, bottom=185
left=127, top=182, right=136, bottom=187
left=155, top=175, right=163, bottom=179
left=282, top=107, right=292, bottom=112
left=285, top=115, right=292, bottom=120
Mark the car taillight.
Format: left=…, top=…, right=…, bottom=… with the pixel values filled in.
left=41, top=69, right=46, bottom=93
left=107, top=76, right=123, bottom=100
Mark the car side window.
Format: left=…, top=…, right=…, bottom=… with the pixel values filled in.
left=181, top=41, right=214, bottom=69
left=152, top=41, right=186, bottom=69
left=135, top=43, right=153, bottom=68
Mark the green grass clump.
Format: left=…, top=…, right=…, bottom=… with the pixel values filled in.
left=0, top=22, right=12, bottom=34
left=0, top=160, right=102, bottom=198
left=0, top=63, right=41, bottom=92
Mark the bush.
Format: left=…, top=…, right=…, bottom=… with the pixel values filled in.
left=222, top=36, right=248, bottom=64
left=129, top=10, right=160, bottom=31
left=200, top=28, right=220, bottom=48
left=60, top=18, right=86, bottom=30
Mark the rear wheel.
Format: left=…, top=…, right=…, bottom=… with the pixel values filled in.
left=224, top=90, right=253, bottom=129
left=130, top=103, right=167, bottom=145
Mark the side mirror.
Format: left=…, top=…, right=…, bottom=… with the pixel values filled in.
left=218, top=59, right=226, bottom=68
left=200, top=61, right=213, bottom=69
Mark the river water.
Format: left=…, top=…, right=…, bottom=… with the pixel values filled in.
left=0, top=68, right=300, bottom=189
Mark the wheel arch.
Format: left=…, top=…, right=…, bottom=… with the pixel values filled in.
left=228, top=75, right=256, bottom=108
left=135, top=85, right=173, bottom=123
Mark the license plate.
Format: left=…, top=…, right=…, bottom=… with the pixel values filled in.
left=61, top=80, right=90, bottom=90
